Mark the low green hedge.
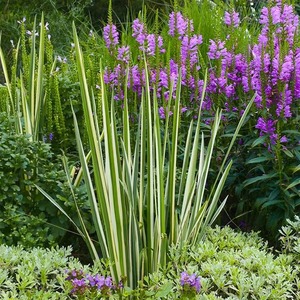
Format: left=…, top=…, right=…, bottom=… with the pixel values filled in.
left=1, top=220, right=299, bottom=299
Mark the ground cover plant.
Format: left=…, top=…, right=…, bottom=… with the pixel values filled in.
left=0, top=223, right=299, bottom=299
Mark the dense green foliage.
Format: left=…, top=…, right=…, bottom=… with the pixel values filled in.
left=0, top=224, right=299, bottom=299
left=0, top=3, right=300, bottom=299
left=0, top=0, right=300, bottom=247
left=0, top=113, right=83, bottom=247
left=0, top=245, right=82, bottom=299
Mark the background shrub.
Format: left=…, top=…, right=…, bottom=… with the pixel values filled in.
left=0, top=113, right=83, bottom=248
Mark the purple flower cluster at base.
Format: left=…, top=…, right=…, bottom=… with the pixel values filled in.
left=180, top=271, right=201, bottom=294
left=65, top=269, right=124, bottom=297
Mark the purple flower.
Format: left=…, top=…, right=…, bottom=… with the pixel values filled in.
left=104, top=64, right=123, bottom=87
left=169, top=59, right=179, bottom=87
left=104, top=276, right=113, bottom=288
left=158, top=107, right=173, bottom=119
left=132, top=20, right=165, bottom=56
left=66, top=270, right=121, bottom=296
left=118, top=280, right=124, bottom=289
left=144, top=34, right=165, bottom=56
left=181, top=107, right=188, bottom=113
left=225, top=84, right=235, bottom=97
left=65, top=269, right=83, bottom=281
left=103, top=23, right=119, bottom=50
left=128, top=65, right=144, bottom=95
left=255, top=117, right=278, bottom=144
left=271, top=6, right=281, bottom=24
left=86, top=274, right=96, bottom=287
left=208, top=40, right=227, bottom=60
left=281, top=5, right=299, bottom=47
left=224, top=11, right=240, bottom=27
left=295, top=50, right=300, bottom=97
left=159, top=69, right=169, bottom=88
left=259, top=7, right=269, bottom=25
left=132, top=19, right=147, bottom=45
left=180, top=272, right=201, bottom=293
left=180, top=34, right=202, bottom=67
left=168, top=12, right=193, bottom=37
left=117, top=46, right=130, bottom=63
left=158, top=107, right=165, bottom=119
left=71, top=278, right=87, bottom=294
left=280, top=135, right=288, bottom=143
left=276, top=87, right=292, bottom=118
left=279, top=53, right=294, bottom=82
left=73, top=278, right=86, bottom=287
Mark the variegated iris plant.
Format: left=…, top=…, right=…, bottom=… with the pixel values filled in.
left=37, top=24, right=253, bottom=290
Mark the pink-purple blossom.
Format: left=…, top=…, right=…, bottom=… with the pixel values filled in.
left=180, top=272, right=201, bottom=293
left=103, top=23, right=119, bottom=50
left=132, top=18, right=147, bottom=45
left=224, top=11, right=240, bottom=27
left=180, top=34, right=202, bottom=67
left=168, top=11, right=194, bottom=37
left=255, top=117, right=278, bottom=144
left=117, top=46, right=130, bottom=64
left=208, top=40, right=227, bottom=60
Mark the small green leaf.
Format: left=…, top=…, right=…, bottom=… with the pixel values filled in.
left=145, top=291, right=155, bottom=296
left=283, top=149, right=293, bottom=158
left=251, top=136, right=267, bottom=147
left=282, top=130, right=300, bottom=136
left=286, top=178, right=300, bottom=190
left=243, top=173, right=277, bottom=187
left=261, top=199, right=283, bottom=209
left=293, top=164, right=300, bottom=173
left=246, top=156, right=271, bottom=164
left=155, top=282, right=173, bottom=298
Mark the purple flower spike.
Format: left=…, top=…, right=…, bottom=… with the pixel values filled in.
left=117, top=46, right=130, bottom=64
left=132, top=19, right=147, bottom=45
left=208, top=40, right=227, bottom=60
left=168, top=12, right=193, bottom=37
left=158, top=107, right=165, bottom=119
left=279, top=53, right=294, bottom=82
left=180, top=34, right=202, bottom=67
left=103, top=23, right=119, bottom=50
left=256, top=117, right=278, bottom=145
left=224, top=11, right=240, bottom=27
left=271, top=6, right=281, bottom=24
left=259, top=7, right=269, bottom=25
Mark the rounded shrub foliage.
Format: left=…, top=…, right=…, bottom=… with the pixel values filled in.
left=0, top=113, right=74, bottom=247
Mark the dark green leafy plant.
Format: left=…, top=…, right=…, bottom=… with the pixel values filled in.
left=0, top=113, right=77, bottom=247
left=227, top=126, right=300, bottom=239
